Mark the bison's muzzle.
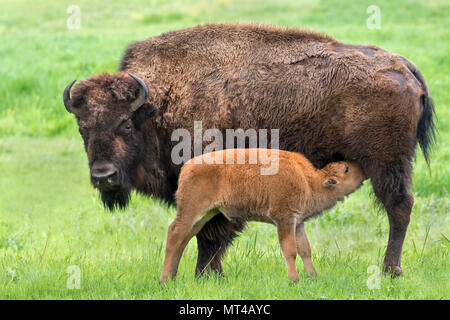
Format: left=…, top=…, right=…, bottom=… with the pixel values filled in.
left=91, top=161, right=120, bottom=191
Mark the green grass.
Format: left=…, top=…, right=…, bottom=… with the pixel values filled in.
left=0, top=138, right=448, bottom=299
left=0, top=0, right=449, bottom=299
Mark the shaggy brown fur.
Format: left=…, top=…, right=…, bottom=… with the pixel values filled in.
left=63, top=23, right=435, bottom=277
left=160, top=149, right=365, bottom=282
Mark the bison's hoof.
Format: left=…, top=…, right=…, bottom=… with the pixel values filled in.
left=383, top=265, right=403, bottom=277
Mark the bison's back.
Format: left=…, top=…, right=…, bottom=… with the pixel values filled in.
left=120, top=23, right=338, bottom=125
left=122, top=23, right=425, bottom=166
left=121, top=23, right=333, bottom=68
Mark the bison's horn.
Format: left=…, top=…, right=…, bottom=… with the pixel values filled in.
left=63, top=80, right=77, bottom=113
left=128, top=73, right=149, bottom=112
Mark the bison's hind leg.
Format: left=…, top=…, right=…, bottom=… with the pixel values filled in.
left=364, top=156, right=415, bottom=277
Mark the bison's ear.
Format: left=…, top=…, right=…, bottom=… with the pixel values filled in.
left=323, top=178, right=338, bottom=187
left=132, top=103, right=158, bottom=129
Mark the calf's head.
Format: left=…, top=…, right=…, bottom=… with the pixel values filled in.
left=321, top=161, right=365, bottom=200
left=63, top=72, right=160, bottom=210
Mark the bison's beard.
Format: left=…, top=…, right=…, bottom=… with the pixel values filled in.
left=97, top=161, right=133, bottom=211
left=100, top=187, right=131, bottom=211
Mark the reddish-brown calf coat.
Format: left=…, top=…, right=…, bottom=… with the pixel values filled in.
left=161, top=149, right=365, bottom=282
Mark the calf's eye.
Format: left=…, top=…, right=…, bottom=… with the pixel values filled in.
left=345, top=166, right=349, bottom=173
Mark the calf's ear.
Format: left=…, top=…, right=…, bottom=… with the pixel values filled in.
left=323, top=178, right=338, bottom=187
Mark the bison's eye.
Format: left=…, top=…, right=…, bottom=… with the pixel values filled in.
left=120, top=122, right=133, bottom=136
left=78, top=127, right=87, bottom=138
left=345, top=166, right=349, bottom=173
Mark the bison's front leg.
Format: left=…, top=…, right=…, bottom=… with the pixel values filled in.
left=196, top=233, right=224, bottom=276
left=195, top=214, right=246, bottom=276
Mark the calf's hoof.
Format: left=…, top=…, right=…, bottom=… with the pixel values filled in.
left=288, top=274, right=300, bottom=283
left=307, top=269, right=318, bottom=277
left=160, top=274, right=171, bottom=283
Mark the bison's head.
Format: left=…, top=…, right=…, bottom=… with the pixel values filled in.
left=63, top=72, right=163, bottom=210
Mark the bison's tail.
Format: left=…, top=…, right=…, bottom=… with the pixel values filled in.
left=417, top=94, right=436, bottom=165
left=401, top=57, right=437, bottom=165
left=196, top=214, right=246, bottom=273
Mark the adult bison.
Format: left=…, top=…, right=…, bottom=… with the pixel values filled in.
left=62, top=23, right=435, bottom=277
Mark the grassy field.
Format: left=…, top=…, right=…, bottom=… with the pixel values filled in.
left=0, top=0, right=449, bottom=299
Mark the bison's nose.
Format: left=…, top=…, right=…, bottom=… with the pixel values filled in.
left=91, top=162, right=119, bottom=190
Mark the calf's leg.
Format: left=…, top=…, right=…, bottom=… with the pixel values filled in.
left=295, top=222, right=317, bottom=276
left=161, top=208, right=218, bottom=282
left=277, top=219, right=300, bottom=282
left=160, top=218, right=195, bottom=282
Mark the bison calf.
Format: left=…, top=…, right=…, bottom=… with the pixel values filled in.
left=161, top=149, right=365, bottom=282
